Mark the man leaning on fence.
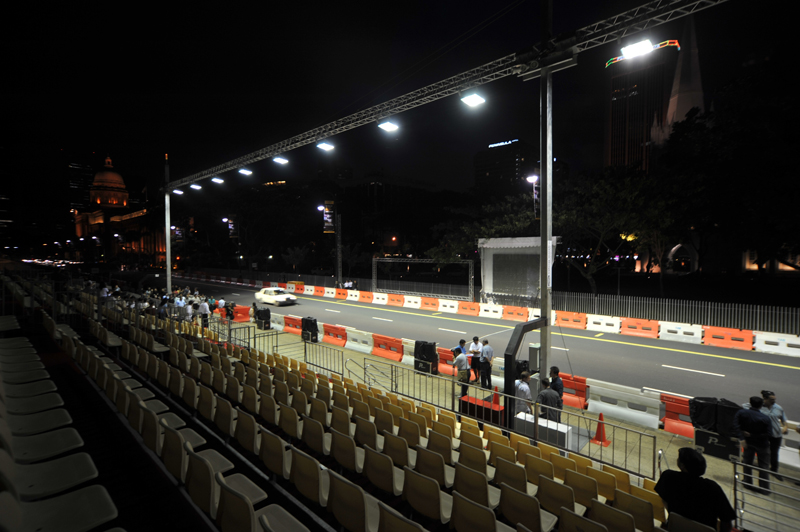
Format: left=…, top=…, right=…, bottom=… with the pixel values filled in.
left=734, top=395, right=772, bottom=494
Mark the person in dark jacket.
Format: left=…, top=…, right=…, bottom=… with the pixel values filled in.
left=536, top=378, right=562, bottom=422
left=549, top=366, right=564, bottom=399
left=733, top=396, right=772, bottom=493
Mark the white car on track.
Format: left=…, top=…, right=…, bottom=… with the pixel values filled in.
left=255, top=287, right=297, bottom=306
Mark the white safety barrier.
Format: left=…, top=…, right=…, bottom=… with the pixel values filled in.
left=304, top=285, right=315, bottom=295
left=323, top=287, right=336, bottom=298
left=254, top=281, right=263, bottom=288
left=345, top=329, right=374, bottom=355
left=529, top=308, right=558, bottom=324
left=479, top=304, right=504, bottom=320
left=587, top=379, right=661, bottom=429
left=586, top=314, right=621, bottom=334
left=266, top=282, right=276, bottom=287
left=403, top=296, right=422, bottom=309
left=659, top=321, right=703, bottom=344
left=270, top=313, right=285, bottom=332
left=401, top=354, right=415, bottom=367
left=754, top=331, right=800, bottom=357
left=372, top=293, right=388, bottom=305
left=438, top=299, right=459, bottom=313
left=284, top=284, right=295, bottom=293
left=346, top=290, right=360, bottom=301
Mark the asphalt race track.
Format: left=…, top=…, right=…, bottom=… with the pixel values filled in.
left=182, top=279, right=800, bottom=417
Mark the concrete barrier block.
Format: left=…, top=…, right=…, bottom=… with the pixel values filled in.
left=659, top=321, right=703, bottom=344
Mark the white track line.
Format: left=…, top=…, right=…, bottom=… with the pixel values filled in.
left=439, top=328, right=466, bottom=334
left=325, top=309, right=341, bottom=313
left=373, top=317, right=393, bottom=322
left=662, top=364, right=725, bottom=377
left=231, top=293, right=240, bottom=296
left=642, top=387, right=694, bottom=398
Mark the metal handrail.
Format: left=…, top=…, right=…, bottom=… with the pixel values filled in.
left=363, top=362, right=395, bottom=388
left=344, top=358, right=368, bottom=384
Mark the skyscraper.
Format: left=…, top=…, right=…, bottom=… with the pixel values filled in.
left=474, top=138, right=537, bottom=195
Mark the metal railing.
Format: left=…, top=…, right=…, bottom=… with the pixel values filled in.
left=353, top=358, right=657, bottom=478
left=304, top=341, right=345, bottom=378
left=485, top=291, right=800, bottom=335
left=733, top=461, right=800, bottom=531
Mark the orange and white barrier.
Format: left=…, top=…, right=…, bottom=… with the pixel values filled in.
left=283, top=315, right=303, bottom=335
left=303, top=285, right=315, bottom=295
left=754, top=331, right=800, bottom=357
left=358, top=291, right=374, bottom=304
left=420, top=297, right=439, bottom=312
left=323, top=287, right=336, bottom=298
left=335, top=289, right=348, bottom=299
left=371, top=334, right=403, bottom=362
left=346, top=290, right=360, bottom=301
left=313, top=286, right=325, bottom=297
left=438, top=299, right=459, bottom=314
left=403, top=296, right=422, bottom=309
left=344, top=329, right=373, bottom=355
left=372, top=293, right=388, bottom=305
left=702, top=326, right=754, bottom=351
left=320, top=323, right=347, bottom=347
left=270, top=313, right=285, bottom=331
left=502, top=306, right=528, bottom=322
left=620, top=318, right=659, bottom=339
left=387, top=294, right=405, bottom=307
left=479, top=303, right=504, bottom=320
left=586, top=314, right=621, bottom=334
left=659, top=321, right=703, bottom=345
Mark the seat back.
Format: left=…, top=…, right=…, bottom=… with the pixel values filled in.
left=489, top=441, right=516, bottom=468
left=551, top=453, right=577, bottom=481
left=330, top=407, right=351, bottom=436
left=212, top=368, right=227, bottom=395
left=526, top=456, right=554, bottom=486
left=184, top=441, right=217, bottom=516
left=386, top=403, right=404, bottom=425
left=259, top=428, right=289, bottom=478
left=431, top=420, right=454, bottom=440
left=259, top=374, right=273, bottom=396
left=278, top=404, right=301, bottom=439
left=538, top=475, right=576, bottom=515
left=354, top=416, right=378, bottom=450
left=182, top=376, right=199, bottom=409
left=615, top=489, right=655, bottom=532
left=630, top=485, right=666, bottom=524
left=214, top=397, right=236, bottom=437
left=407, top=411, right=428, bottom=438
left=559, top=507, right=608, bottom=532
left=458, top=442, right=488, bottom=475
left=588, top=499, right=636, bottom=532
left=198, top=385, right=216, bottom=422
left=427, top=430, right=454, bottom=465
left=537, top=441, right=559, bottom=461
left=382, top=430, right=411, bottom=468
left=666, top=512, right=716, bottom=532
left=364, top=444, right=397, bottom=494
left=459, top=430, right=484, bottom=451
left=200, top=362, right=213, bottom=386
left=495, top=457, right=528, bottom=493
left=398, top=417, right=421, bottom=448
left=453, top=462, right=489, bottom=507
left=377, top=500, right=425, bottom=532
left=374, top=408, right=395, bottom=436
left=215, top=471, right=257, bottom=532
left=352, top=399, right=371, bottom=422
left=603, top=464, right=631, bottom=493
left=402, top=466, right=443, bottom=521
left=568, top=452, right=593, bottom=475
left=517, top=441, right=541, bottom=466
left=565, top=469, right=600, bottom=508
left=586, top=467, right=617, bottom=502
left=234, top=407, right=260, bottom=454
left=289, top=446, right=325, bottom=506
left=274, top=380, right=290, bottom=406
left=316, top=385, right=331, bottom=405
left=309, top=397, right=329, bottom=427
left=327, top=470, right=368, bottom=532
left=291, top=389, right=308, bottom=414
left=169, top=367, right=184, bottom=397
left=225, top=375, right=242, bottom=402
left=451, top=490, right=497, bottom=532
left=499, top=482, right=544, bottom=532
left=331, top=428, right=360, bottom=473
left=300, top=378, right=315, bottom=397
left=367, top=396, right=383, bottom=418
left=332, top=391, right=349, bottom=412
left=259, top=393, right=278, bottom=426
left=415, top=445, right=447, bottom=488
left=300, top=415, right=327, bottom=456
left=242, top=385, right=259, bottom=414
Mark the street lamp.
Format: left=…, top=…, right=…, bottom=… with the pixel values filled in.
left=238, top=169, right=253, bottom=175
left=460, top=88, right=485, bottom=107
left=317, top=142, right=334, bottom=151
left=212, top=177, right=225, bottom=184
left=172, top=189, right=183, bottom=195
left=378, top=120, right=399, bottom=132
left=190, top=184, right=202, bottom=190
left=273, top=157, right=289, bottom=164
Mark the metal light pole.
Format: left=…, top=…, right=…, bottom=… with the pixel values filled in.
left=336, top=214, right=342, bottom=286
left=538, top=0, right=553, bottom=379
left=164, top=154, right=172, bottom=294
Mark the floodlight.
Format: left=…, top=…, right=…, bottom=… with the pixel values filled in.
left=173, top=189, right=184, bottom=195
left=526, top=175, right=539, bottom=183
left=190, top=184, right=202, bottom=190
left=170, top=226, right=176, bottom=230
left=113, top=234, right=119, bottom=237
left=222, top=218, right=228, bottom=222
left=212, top=177, right=224, bottom=184
left=378, top=121, right=398, bottom=132
left=238, top=169, right=253, bottom=175
left=317, top=206, right=324, bottom=211
left=621, top=39, right=654, bottom=59
left=317, top=142, right=334, bottom=151
left=273, top=157, right=289, bottom=164
left=460, top=93, right=485, bottom=107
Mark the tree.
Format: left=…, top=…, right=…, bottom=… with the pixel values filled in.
left=282, top=246, right=309, bottom=272
left=340, top=244, right=370, bottom=276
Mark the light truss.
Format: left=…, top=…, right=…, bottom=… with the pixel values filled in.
left=169, top=0, right=729, bottom=189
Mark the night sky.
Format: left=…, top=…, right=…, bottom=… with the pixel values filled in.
left=1, top=0, right=785, bottom=198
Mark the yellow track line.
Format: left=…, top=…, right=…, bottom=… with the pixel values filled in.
left=295, top=295, right=800, bottom=371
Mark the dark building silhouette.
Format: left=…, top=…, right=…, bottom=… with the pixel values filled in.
left=474, top=139, right=537, bottom=195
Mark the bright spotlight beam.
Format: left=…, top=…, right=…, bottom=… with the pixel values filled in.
left=317, top=142, right=334, bottom=151
left=238, top=169, right=253, bottom=175
left=378, top=121, right=398, bottom=132
left=460, top=94, right=485, bottom=107
left=273, top=157, right=289, bottom=164
left=173, top=189, right=184, bottom=195
left=212, top=177, right=224, bottom=184
left=190, top=184, right=202, bottom=190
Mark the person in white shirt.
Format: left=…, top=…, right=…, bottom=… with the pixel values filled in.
left=175, top=297, right=185, bottom=308
left=218, top=298, right=226, bottom=309
left=198, top=300, right=210, bottom=328
left=468, top=336, right=483, bottom=383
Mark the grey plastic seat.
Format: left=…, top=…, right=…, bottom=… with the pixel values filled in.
left=1, top=405, right=72, bottom=436
left=0, top=422, right=83, bottom=464
left=2, top=393, right=64, bottom=415
left=2, top=369, right=50, bottom=385
left=257, top=505, right=311, bottom=531
left=0, top=449, right=98, bottom=501
left=0, top=485, right=118, bottom=532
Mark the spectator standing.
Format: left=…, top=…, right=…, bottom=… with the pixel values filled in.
left=759, top=390, right=788, bottom=481
left=208, top=296, right=216, bottom=313
left=468, top=336, right=482, bottom=383
left=536, top=378, right=562, bottom=422
left=549, top=366, right=564, bottom=399
left=514, top=371, right=533, bottom=415
left=250, top=302, right=257, bottom=323
left=98, top=283, right=109, bottom=309
left=734, top=396, right=772, bottom=493
left=453, top=340, right=469, bottom=397
left=198, top=299, right=210, bottom=328
left=654, top=447, right=735, bottom=531
left=479, top=339, right=494, bottom=389
left=175, top=297, right=185, bottom=309
left=218, top=298, right=226, bottom=312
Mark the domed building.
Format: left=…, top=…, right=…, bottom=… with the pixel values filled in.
left=89, top=157, right=129, bottom=208
left=74, top=156, right=165, bottom=268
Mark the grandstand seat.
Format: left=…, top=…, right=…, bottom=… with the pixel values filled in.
left=427, top=430, right=458, bottom=465
left=331, top=428, right=365, bottom=474
left=374, top=408, right=398, bottom=436
left=183, top=441, right=236, bottom=519
left=377, top=500, right=425, bottom=532
left=586, top=467, right=618, bottom=502
left=382, top=430, right=416, bottom=469
left=259, top=393, right=279, bottom=427
left=402, top=466, right=452, bottom=525
left=588, top=498, right=636, bottom=532
left=603, top=464, right=631, bottom=493
left=453, top=461, right=500, bottom=509
left=214, top=397, right=238, bottom=439
left=354, top=416, right=383, bottom=452
left=551, top=453, right=577, bottom=482
left=614, top=489, right=657, bottom=532
left=278, top=404, right=303, bottom=441
left=458, top=442, right=494, bottom=480
left=498, top=482, right=556, bottom=532
left=488, top=440, right=516, bottom=469
left=666, top=512, right=716, bottom=532
left=494, top=457, right=537, bottom=496
left=631, top=484, right=666, bottom=525
left=526, top=456, right=555, bottom=486
left=331, top=406, right=356, bottom=438
left=140, top=405, right=187, bottom=455
left=327, top=469, right=380, bottom=532
left=161, top=420, right=207, bottom=483
left=308, top=397, right=331, bottom=428
left=0, top=485, right=118, bottom=532
left=451, top=489, right=514, bottom=532
left=559, top=507, right=608, bottom=532
left=0, top=448, right=98, bottom=501
left=363, top=444, right=404, bottom=496
left=565, top=469, right=606, bottom=507
left=415, top=445, right=454, bottom=489
left=214, top=471, right=270, bottom=532
left=259, top=428, right=291, bottom=480
left=537, top=476, right=586, bottom=517
left=398, top=417, right=428, bottom=450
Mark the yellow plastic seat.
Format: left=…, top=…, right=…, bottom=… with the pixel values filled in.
left=450, top=489, right=515, bottom=532
left=327, top=469, right=380, bottom=532
left=453, top=462, right=500, bottom=510
left=355, top=416, right=384, bottom=452
left=353, top=399, right=372, bottom=423
left=291, top=389, right=310, bottom=417
left=569, top=452, right=593, bottom=475
left=289, top=445, right=330, bottom=507
left=489, top=441, right=517, bottom=469
left=331, top=406, right=356, bottom=438
left=259, top=427, right=291, bottom=480
left=225, top=375, right=242, bottom=403
left=588, top=498, right=636, bottom=532
left=364, top=444, right=405, bottom=496
left=184, top=441, right=235, bottom=519
left=460, top=430, right=489, bottom=456
left=537, top=442, right=559, bottom=462
left=374, top=408, right=398, bottom=436
left=494, top=456, right=537, bottom=496
left=537, top=476, right=587, bottom=517
left=525, top=456, right=554, bottom=486
left=197, top=385, right=217, bottom=423
left=376, top=500, right=425, bottom=532
left=586, top=467, right=617, bottom=502
left=666, top=512, right=716, bottom=532
left=415, top=445, right=455, bottom=489
left=614, top=489, right=656, bottom=532
left=498, top=482, right=557, bottom=532
left=565, top=469, right=607, bottom=507
left=631, top=485, right=666, bottom=525
left=278, top=404, right=303, bottom=440
left=309, top=396, right=332, bottom=428
left=603, top=464, right=631, bottom=494
left=300, top=414, right=332, bottom=456
left=233, top=407, right=260, bottom=455
left=431, top=421, right=460, bottom=449
left=259, top=393, right=279, bottom=427
left=214, top=471, right=270, bottom=532
left=559, top=507, right=608, bottom=532
left=402, top=466, right=452, bottom=525
left=516, top=441, right=541, bottom=466
left=427, top=430, right=458, bottom=465
left=398, top=417, right=427, bottom=449
left=331, top=427, right=365, bottom=474
left=458, top=442, right=495, bottom=480
left=382, top=430, right=417, bottom=469
left=551, top=453, right=577, bottom=482
left=242, top=385, right=260, bottom=415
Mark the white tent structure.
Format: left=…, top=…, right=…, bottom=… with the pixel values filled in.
left=478, top=237, right=559, bottom=299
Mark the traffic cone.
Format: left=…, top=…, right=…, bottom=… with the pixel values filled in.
left=591, top=413, right=611, bottom=447
left=492, top=386, right=500, bottom=406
